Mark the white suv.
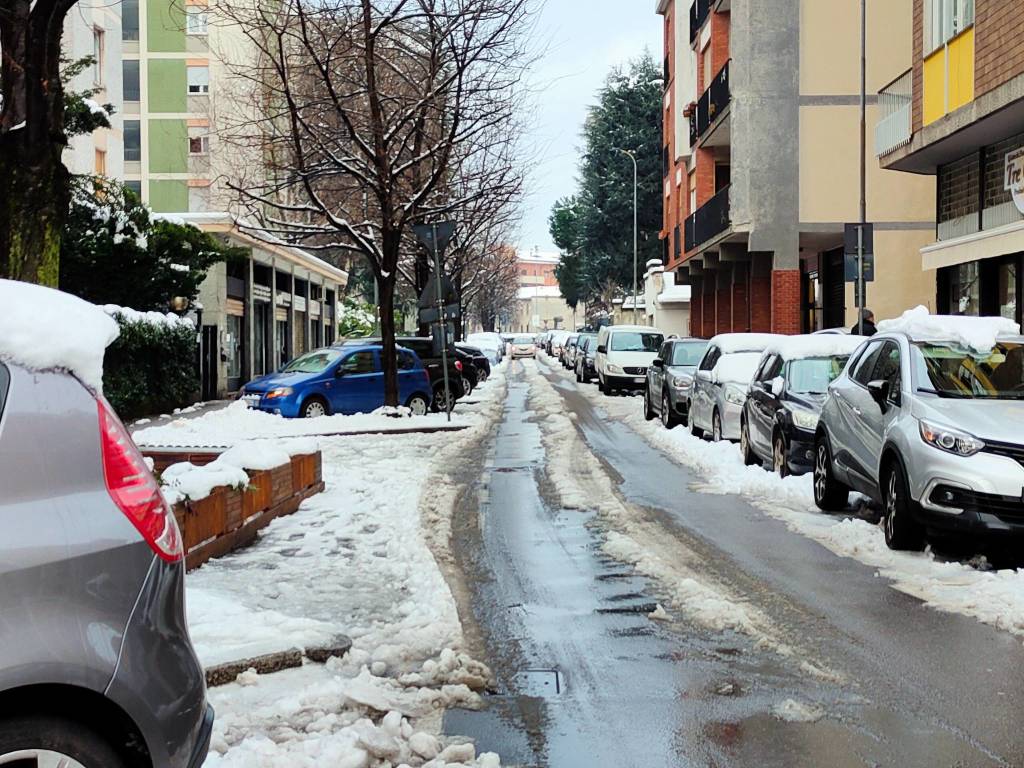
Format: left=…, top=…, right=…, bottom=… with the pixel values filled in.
left=814, top=318, right=1024, bottom=551
left=595, top=325, right=665, bottom=394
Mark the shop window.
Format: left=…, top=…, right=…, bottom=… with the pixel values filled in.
left=998, top=261, right=1018, bottom=322
left=949, top=261, right=980, bottom=315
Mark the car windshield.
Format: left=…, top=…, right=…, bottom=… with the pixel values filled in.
left=611, top=332, right=664, bottom=352
left=283, top=349, right=343, bottom=373
left=514, top=336, right=534, bottom=345
left=787, top=356, right=849, bottom=394
left=670, top=342, right=708, bottom=366
left=912, top=341, right=1024, bottom=399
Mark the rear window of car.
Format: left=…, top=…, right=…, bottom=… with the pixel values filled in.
left=0, top=363, right=8, bottom=416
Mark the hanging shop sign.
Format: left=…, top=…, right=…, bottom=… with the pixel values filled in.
left=1005, top=148, right=1024, bottom=215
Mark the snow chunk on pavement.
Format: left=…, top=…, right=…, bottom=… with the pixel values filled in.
left=773, top=698, right=825, bottom=723
left=0, top=279, right=118, bottom=392
left=878, top=305, right=1021, bottom=351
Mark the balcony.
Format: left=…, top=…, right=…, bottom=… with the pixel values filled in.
left=875, top=69, right=912, bottom=156
left=690, top=61, right=730, bottom=145
left=684, top=184, right=730, bottom=252
left=689, top=0, right=710, bottom=42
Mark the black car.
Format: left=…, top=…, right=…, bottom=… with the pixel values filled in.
left=456, top=343, right=491, bottom=382
left=740, top=343, right=856, bottom=477
left=339, top=336, right=466, bottom=410
left=575, top=334, right=598, bottom=383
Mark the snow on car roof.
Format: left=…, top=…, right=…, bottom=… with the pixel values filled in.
left=0, top=279, right=119, bottom=392
left=708, top=333, right=781, bottom=354
left=763, top=334, right=867, bottom=361
left=877, top=306, right=1022, bottom=352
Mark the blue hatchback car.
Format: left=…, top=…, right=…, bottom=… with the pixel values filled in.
left=240, top=345, right=433, bottom=418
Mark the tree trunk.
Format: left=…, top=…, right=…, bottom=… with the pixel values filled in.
left=0, top=0, right=71, bottom=285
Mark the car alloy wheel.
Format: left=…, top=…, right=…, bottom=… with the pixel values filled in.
left=406, top=395, right=429, bottom=416
left=662, top=391, right=675, bottom=429
left=740, top=420, right=757, bottom=465
left=303, top=399, right=327, bottom=418
left=643, top=388, right=655, bottom=421
left=884, top=471, right=898, bottom=543
left=712, top=411, right=723, bottom=442
left=773, top=436, right=789, bottom=478
left=813, top=444, right=829, bottom=505
left=0, top=751, right=87, bottom=768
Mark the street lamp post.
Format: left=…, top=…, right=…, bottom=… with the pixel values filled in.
left=619, top=149, right=639, bottom=325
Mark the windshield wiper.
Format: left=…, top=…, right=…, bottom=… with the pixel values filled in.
left=917, top=387, right=970, bottom=399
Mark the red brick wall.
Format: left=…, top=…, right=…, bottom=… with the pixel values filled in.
left=750, top=271, right=772, bottom=332
left=695, top=148, right=716, bottom=208
left=716, top=277, right=732, bottom=334
left=690, top=286, right=703, bottom=338
left=731, top=270, right=749, bottom=333
left=770, top=270, right=802, bottom=335
left=702, top=283, right=716, bottom=335
left=975, top=0, right=1024, bottom=98
left=711, top=12, right=730, bottom=76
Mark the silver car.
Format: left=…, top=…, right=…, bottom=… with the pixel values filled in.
left=689, top=334, right=780, bottom=441
left=813, top=330, right=1024, bottom=550
left=0, top=361, right=212, bottom=767
left=644, top=338, right=708, bottom=429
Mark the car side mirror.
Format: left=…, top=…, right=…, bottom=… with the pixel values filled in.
left=696, top=369, right=711, bottom=383
left=770, top=376, right=785, bottom=397
left=653, top=358, right=664, bottom=368
left=867, top=379, right=890, bottom=410
left=597, top=345, right=607, bottom=354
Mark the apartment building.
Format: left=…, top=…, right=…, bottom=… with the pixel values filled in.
left=879, top=0, right=1024, bottom=326
left=514, top=250, right=577, bottom=332
left=62, top=2, right=124, bottom=179
left=658, top=0, right=936, bottom=336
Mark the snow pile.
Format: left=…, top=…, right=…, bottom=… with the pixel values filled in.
left=134, top=400, right=469, bottom=448
left=878, top=306, right=1021, bottom=351
left=103, top=304, right=195, bottom=329
left=0, top=279, right=119, bottom=392
left=763, top=334, right=867, bottom=361
left=709, top=333, right=781, bottom=354
left=188, top=373, right=509, bottom=766
left=773, top=699, right=825, bottom=723
left=161, top=437, right=318, bottom=504
left=559, top=361, right=1024, bottom=640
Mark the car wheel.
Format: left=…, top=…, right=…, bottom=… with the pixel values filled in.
left=0, top=716, right=128, bottom=768
left=689, top=403, right=704, bottom=438
left=461, top=376, right=473, bottom=397
left=883, top=460, right=927, bottom=551
left=773, top=434, right=789, bottom=478
left=576, top=366, right=582, bottom=383
left=813, top=437, right=850, bottom=511
left=740, top=419, right=758, bottom=466
left=662, top=391, right=679, bottom=429
left=405, top=394, right=429, bottom=416
left=643, top=388, right=656, bottom=421
left=599, top=376, right=608, bottom=394
left=712, top=411, right=723, bottom=442
left=302, top=397, right=328, bottom=419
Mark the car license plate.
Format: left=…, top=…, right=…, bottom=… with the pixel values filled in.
left=242, top=394, right=261, bottom=408
left=634, top=377, right=644, bottom=384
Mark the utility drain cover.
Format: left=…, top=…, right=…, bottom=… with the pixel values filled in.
left=515, top=668, right=562, bottom=697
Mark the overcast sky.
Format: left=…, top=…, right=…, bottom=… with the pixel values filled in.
left=516, top=0, right=662, bottom=256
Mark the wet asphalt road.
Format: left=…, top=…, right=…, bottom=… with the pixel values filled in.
left=446, top=361, right=1024, bottom=768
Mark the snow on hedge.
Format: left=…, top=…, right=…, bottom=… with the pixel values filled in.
left=709, top=332, right=781, bottom=354
left=103, top=304, right=195, bottom=329
left=0, top=279, right=119, bottom=392
left=878, top=306, right=1021, bottom=351
left=763, top=334, right=867, bottom=361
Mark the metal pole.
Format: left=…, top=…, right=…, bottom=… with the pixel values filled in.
left=857, top=0, right=867, bottom=335
left=432, top=223, right=452, bottom=422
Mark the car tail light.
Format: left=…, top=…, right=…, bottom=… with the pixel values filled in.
left=97, top=397, right=183, bottom=562
left=455, top=360, right=463, bottom=372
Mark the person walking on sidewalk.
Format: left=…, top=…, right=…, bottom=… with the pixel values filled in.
left=851, top=309, right=877, bottom=336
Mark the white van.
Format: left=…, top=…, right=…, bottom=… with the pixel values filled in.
left=595, top=325, right=665, bottom=394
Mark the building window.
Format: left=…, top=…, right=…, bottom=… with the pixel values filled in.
left=925, top=0, right=974, bottom=53
left=998, top=260, right=1018, bottom=322
left=123, top=60, right=140, bottom=101
left=92, top=28, right=105, bottom=85
left=124, top=180, right=142, bottom=198
left=186, top=8, right=209, bottom=35
left=189, top=134, right=210, bottom=154
left=187, top=66, right=210, bottom=94
left=94, top=149, right=107, bottom=176
left=949, top=261, right=980, bottom=315
left=123, top=120, right=141, bottom=162
left=122, top=0, right=139, bottom=41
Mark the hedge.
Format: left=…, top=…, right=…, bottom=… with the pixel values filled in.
left=103, top=314, right=198, bottom=421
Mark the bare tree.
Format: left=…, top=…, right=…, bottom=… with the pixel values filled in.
left=0, top=0, right=79, bottom=283
left=216, top=0, right=534, bottom=406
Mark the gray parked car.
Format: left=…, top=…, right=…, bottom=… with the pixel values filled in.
left=813, top=329, right=1024, bottom=550
left=0, top=362, right=213, bottom=767
left=643, top=338, right=708, bottom=428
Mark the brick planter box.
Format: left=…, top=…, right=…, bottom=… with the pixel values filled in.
left=164, top=451, right=326, bottom=571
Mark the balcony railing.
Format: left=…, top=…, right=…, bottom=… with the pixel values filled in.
left=875, top=69, right=912, bottom=156
left=692, top=61, right=730, bottom=142
left=684, top=184, right=731, bottom=252
left=689, top=0, right=710, bottom=42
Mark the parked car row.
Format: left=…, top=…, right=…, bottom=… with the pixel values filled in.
left=554, top=318, right=1024, bottom=553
